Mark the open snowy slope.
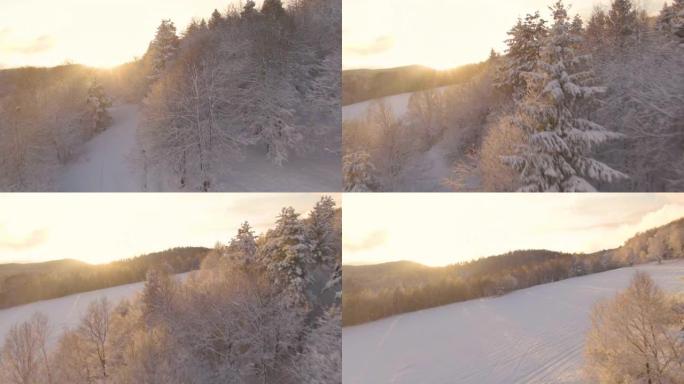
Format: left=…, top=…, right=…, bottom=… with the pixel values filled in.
left=0, top=272, right=189, bottom=347
left=343, top=260, right=684, bottom=384
left=58, top=104, right=143, bottom=192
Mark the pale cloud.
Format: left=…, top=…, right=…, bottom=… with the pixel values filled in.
left=0, top=193, right=334, bottom=265
left=343, top=0, right=664, bottom=70
left=344, top=230, right=388, bottom=253
left=343, top=194, right=684, bottom=267
left=344, top=36, right=395, bottom=56
left=0, top=0, right=256, bottom=68
left=0, top=226, right=48, bottom=251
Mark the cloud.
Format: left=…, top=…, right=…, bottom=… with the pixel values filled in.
left=344, top=35, right=395, bottom=56
left=344, top=230, right=388, bottom=253
left=0, top=30, right=55, bottom=55
left=0, top=227, right=49, bottom=251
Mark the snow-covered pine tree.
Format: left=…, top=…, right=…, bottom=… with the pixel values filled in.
left=496, top=12, right=548, bottom=101
left=294, top=306, right=341, bottom=384
left=241, top=0, right=258, bottom=19
left=147, top=19, right=180, bottom=83
left=307, top=196, right=337, bottom=265
left=607, top=0, right=638, bottom=48
left=141, top=265, right=175, bottom=325
left=226, top=221, right=258, bottom=268
left=585, top=7, right=609, bottom=50
left=343, top=151, right=380, bottom=192
left=209, top=9, right=223, bottom=29
left=262, top=207, right=312, bottom=306
left=571, top=14, right=584, bottom=35
left=658, top=0, right=684, bottom=43
left=262, top=0, right=287, bottom=20
left=85, top=78, right=112, bottom=134
left=503, top=0, right=627, bottom=192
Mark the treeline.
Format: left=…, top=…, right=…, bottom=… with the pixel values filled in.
left=342, top=63, right=487, bottom=106
left=139, top=0, right=341, bottom=191
left=0, top=247, right=208, bottom=309
left=344, top=0, right=684, bottom=192
left=0, top=196, right=341, bottom=384
left=0, top=65, right=114, bottom=191
left=343, top=217, right=684, bottom=326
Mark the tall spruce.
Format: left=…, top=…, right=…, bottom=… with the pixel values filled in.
left=503, top=0, right=627, bottom=192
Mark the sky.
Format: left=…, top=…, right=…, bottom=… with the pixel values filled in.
left=343, top=194, right=684, bottom=267
left=0, top=0, right=258, bottom=69
left=343, top=0, right=663, bottom=70
left=0, top=193, right=339, bottom=265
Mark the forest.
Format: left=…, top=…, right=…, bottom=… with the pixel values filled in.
left=0, top=0, right=341, bottom=192
left=343, top=0, right=684, bottom=192
left=343, top=216, right=684, bottom=326
left=0, top=196, right=341, bottom=384
left=0, top=247, right=209, bottom=309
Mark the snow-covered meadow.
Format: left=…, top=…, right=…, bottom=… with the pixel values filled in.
left=342, top=260, right=684, bottom=384
left=0, top=273, right=189, bottom=348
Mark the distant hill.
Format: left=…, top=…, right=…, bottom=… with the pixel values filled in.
left=342, top=62, right=488, bottom=106
left=0, top=247, right=209, bottom=309
left=344, top=217, right=684, bottom=326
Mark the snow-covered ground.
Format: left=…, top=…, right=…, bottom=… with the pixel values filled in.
left=57, top=103, right=341, bottom=192
left=343, top=260, right=684, bottom=384
left=58, top=104, right=143, bottom=192
left=0, top=273, right=189, bottom=348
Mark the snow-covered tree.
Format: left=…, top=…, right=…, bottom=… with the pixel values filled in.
left=607, top=0, right=638, bottom=48
left=585, top=272, right=684, bottom=383
left=85, top=78, right=112, bottom=134
left=262, top=0, right=287, bottom=20
left=503, top=0, right=627, bottom=192
left=585, top=7, right=609, bottom=49
left=141, top=265, right=175, bottom=325
left=209, top=9, right=223, bottom=29
left=262, top=207, right=312, bottom=306
left=226, top=221, right=258, bottom=267
left=0, top=313, right=52, bottom=384
left=343, top=151, right=379, bottom=192
left=293, top=307, right=341, bottom=384
left=496, top=12, right=548, bottom=100
left=147, top=19, right=180, bottom=82
left=78, top=297, right=112, bottom=380
left=307, top=196, right=338, bottom=265
left=241, top=0, right=258, bottom=19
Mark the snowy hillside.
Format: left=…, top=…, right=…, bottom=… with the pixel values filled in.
left=342, top=260, right=684, bottom=384
left=0, top=272, right=189, bottom=347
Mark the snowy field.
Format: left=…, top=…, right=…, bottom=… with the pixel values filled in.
left=56, top=103, right=341, bottom=192
left=0, top=272, right=190, bottom=348
left=343, top=260, right=684, bottom=384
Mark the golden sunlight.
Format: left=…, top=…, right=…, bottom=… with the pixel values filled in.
left=342, top=0, right=663, bottom=70
left=0, top=193, right=338, bottom=265
left=343, top=194, right=684, bottom=266
left=0, top=0, right=245, bottom=69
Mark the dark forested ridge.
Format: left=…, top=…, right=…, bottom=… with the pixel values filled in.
left=0, top=247, right=209, bottom=309
left=342, top=63, right=486, bottom=106
left=343, top=217, right=684, bottom=326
